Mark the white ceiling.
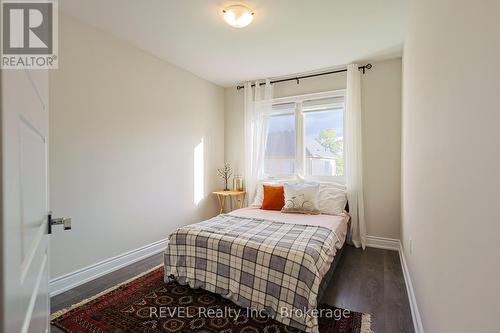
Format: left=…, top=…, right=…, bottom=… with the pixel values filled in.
left=60, top=0, right=409, bottom=87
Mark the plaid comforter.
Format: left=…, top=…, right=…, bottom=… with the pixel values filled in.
left=164, top=214, right=339, bottom=333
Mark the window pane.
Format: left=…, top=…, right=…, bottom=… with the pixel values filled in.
left=264, top=113, right=295, bottom=176
left=302, top=96, right=344, bottom=111
left=304, top=108, right=344, bottom=177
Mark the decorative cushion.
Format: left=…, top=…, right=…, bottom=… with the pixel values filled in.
left=251, top=181, right=277, bottom=207
left=252, top=180, right=297, bottom=207
left=281, top=183, right=320, bottom=215
left=261, top=185, right=285, bottom=211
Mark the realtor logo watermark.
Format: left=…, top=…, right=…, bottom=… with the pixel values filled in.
left=1, top=0, right=58, bottom=69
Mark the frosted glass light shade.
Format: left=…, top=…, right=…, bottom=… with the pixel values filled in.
left=222, top=5, right=254, bottom=28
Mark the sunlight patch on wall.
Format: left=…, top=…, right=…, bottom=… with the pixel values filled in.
left=194, top=138, right=205, bottom=205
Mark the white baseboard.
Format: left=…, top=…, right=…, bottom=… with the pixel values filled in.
left=49, top=238, right=167, bottom=297
left=365, top=235, right=400, bottom=251
left=398, top=242, right=424, bottom=333
left=365, top=235, right=423, bottom=333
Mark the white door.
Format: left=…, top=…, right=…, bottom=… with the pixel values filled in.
left=1, top=67, right=50, bottom=333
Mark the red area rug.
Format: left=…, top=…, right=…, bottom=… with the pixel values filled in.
left=52, top=266, right=371, bottom=333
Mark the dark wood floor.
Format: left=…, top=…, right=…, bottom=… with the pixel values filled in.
left=51, top=246, right=414, bottom=333
left=324, top=246, right=414, bottom=333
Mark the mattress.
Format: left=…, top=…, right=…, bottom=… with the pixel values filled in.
left=229, top=207, right=349, bottom=250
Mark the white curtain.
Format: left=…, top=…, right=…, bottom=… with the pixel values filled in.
left=345, top=64, right=367, bottom=249
left=244, top=80, right=274, bottom=203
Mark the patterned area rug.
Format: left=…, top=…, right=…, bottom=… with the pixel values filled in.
left=52, top=266, right=371, bottom=333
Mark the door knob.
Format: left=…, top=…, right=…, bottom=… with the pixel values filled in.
left=48, top=212, right=72, bottom=234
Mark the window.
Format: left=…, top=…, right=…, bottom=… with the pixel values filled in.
left=303, top=98, right=344, bottom=177
left=263, top=104, right=296, bottom=176
left=262, top=92, right=345, bottom=181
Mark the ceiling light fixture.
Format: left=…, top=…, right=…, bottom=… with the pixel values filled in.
left=222, top=4, right=254, bottom=28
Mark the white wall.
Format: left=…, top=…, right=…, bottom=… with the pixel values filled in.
left=225, top=58, right=402, bottom=239
left=49, top=15, right=224, bottom=278
left=401, top=1, right=500, bottom=332
left=362, top=59, right=402, bottom=239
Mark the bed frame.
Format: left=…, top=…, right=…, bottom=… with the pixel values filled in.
left=317, top=238, right=347, bottom=302
left=317, top=202, right=350, bottom=303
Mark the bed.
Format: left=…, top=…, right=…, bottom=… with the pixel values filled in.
left=163, top=207, right=349, bottom=333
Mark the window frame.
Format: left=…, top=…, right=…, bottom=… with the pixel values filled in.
left=261, top=90, right=346, bottom=184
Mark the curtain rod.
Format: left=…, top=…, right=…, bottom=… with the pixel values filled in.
left=236, top=64, right=372, bottom=90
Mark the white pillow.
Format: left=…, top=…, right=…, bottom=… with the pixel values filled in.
left=317, top=183, right=347, bottom=215
left=281, top=183, right=320, bottom=215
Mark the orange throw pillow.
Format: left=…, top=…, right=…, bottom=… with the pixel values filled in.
left=261, top=185, right=285, bottom=211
